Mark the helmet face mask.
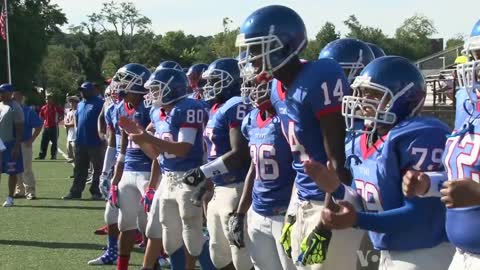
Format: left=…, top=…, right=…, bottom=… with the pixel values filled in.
left=202, top=68, right=234, bottom=101
left=457, top=60, right=480, bottom=102
left=110, top=64, right=150, bottom=95
left=144, top=77, right=187, bottom=108
left=236, top=31, right=286, bottom=82
left=249, top=81, right=271, bottom=107
left=458, top=19, right=480, bottom=103
left=343, top=77, right=396, bottom=134
left=236, top=5, right=307, bottom=84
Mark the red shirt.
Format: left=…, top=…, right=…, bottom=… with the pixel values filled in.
left=39, top=104, right=64, bottom=128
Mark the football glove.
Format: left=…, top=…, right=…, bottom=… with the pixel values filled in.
left=190, top=180, right=208, bottom=207
left=141, top=187, right=155, bottom=213
left=109, top=184, right=119, bottom=208
left=297, top=226, right=332, bottom=266
left=182, top=167, right=206, bottom=187
left=228, top=213, right=245, bottom=248
left=99, top=172, right=111, bottom=199
left=280, top=215, right=296, bottom=258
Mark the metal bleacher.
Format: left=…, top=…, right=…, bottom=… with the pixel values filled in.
left=414, top=45, right=464, bottom=127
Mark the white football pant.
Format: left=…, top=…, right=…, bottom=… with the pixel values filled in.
left=291, top=200, right=365, bottom=270
left=159, top=171, right=204, bottom=256
left=146, top=187, right=162, bottom=239
left=379, top=242, right=454, bottom=270
left=448, top=249, right=480, bottom=270
left=247, top=207, right=296, bottom=270
left=117, top=171, right=150, bottom=232
left=207, top=182, right=253, bottom=270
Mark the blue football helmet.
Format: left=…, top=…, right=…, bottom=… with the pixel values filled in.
left=342, top=56, right=426, bottom=134
left=111, top=63, right=151, bottom=95
left=143, top=68, right=188, bottom=108
left=457, top=19, right=480, bottom=102
left=319, top=38, right=375, bottom=83
left=235, top=5, right=307, bottom=81
left=202, top=58, right=241, bottom=101
left=366, top=42, right=386, bottom=58
left=155, top=60, right=183, bottom=72
left=186, top=63, right=209, bottom=90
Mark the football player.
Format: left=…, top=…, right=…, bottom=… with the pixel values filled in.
left=455, top=20, right=480, bottom=129
left=155, top=60, right=183, bottom=72
left=236, top=5, right=361, bottom=269
left=307, top=56, right=455, bottom=269
left=403, top=19, right=480, bottom=270
left=319, top=38, right=375, bottom=84
left=228, top=80, right=296, bottom=270
left=181, top=58, right=253, bottom=270
left=186, top=63, right=209, bottom=99
left=319, top=38, right=376, bottom=137
left=87, top=83, right=123, bottom=265
left=366, top=42, right=387, bottom=59
left=108, top=63, right=152, bottom=270
left=121, top=68, right=212, bottom=270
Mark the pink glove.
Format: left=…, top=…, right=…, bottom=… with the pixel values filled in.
left=141, top=187, right=156, bottom=213
left=109, top=184, right=119, bottom=208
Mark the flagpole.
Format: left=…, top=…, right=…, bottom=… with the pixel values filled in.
left=4, top=0, right=10, bottom=84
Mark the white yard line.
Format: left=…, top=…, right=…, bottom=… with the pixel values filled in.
left=49, top=142, right=74, bottom=167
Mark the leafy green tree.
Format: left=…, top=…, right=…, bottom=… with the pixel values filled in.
left=302, top=22, right=340, bottom=60
left=37, top=45, right=82, bottom=103
left=0, top=0, right=67, bottom=92
left=344, top=15, right=388, bottom=46
left=89, top=1, right=151, bottom=66
left=210, top=17, right=240, bottom=58
left=446, top=33, right=465, bottom=49
left=393, top=14, right=437, bottom=59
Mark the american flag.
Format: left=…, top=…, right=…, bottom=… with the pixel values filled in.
left=0, top=4, right=6, bottom=41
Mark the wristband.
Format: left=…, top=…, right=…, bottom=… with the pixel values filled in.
left=421, top=171, right=447, bottom=197
left=117, top=154, right=126, bottom=163
left=200, top=158, right=229, bottom=178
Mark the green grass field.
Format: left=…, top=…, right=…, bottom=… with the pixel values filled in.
left=0, top=130, right=146, bottom=270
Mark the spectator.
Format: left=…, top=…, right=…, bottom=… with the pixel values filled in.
left=63, top=82, right=104, bottom=200
left=0, top=84, right=25, bottom=207
left=12, top=89, right=43, bottom=200
left=36, top=93, right=64, bottom=160
left=64, top=96, right=79, bottom=163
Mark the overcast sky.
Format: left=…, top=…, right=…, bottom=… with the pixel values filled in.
left=51, top=0, right=478, bottom=40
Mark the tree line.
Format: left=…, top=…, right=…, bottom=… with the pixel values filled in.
left=0, top=0, right=466, bottom=105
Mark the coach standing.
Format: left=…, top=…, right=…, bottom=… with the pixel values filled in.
left=0, top=84, right=24, bottom=207
left=63, top=82, right=104, bottom=200
left=36, top=93, right=64, bottom=160
left=12, top=89, right=43, bottom=200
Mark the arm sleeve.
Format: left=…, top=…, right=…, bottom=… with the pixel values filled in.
left=305, top=60, right=351, bottom=120
left=356, top=198, right=424, bottom=233
left=357, top=125, right=450, bottom=233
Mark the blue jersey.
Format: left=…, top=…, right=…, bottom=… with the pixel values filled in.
left=241, top=109, right=295, bottom=216
left=348, top=117, right=449, bottom=251
left=110, top=102, right=124, bottom=154
left=150, top=98, right=207, bottom=172
left=455, top=87, right=476, bottom=130
left=205, top=96, right=250, bottom=186
left=270, top=59, right=350, bottom=201
left=115, top=101, right=152, bottom=172
left=444, top=111, right=480, bottom=254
